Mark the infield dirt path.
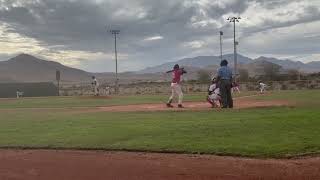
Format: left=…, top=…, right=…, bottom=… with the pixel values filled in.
left=91, top=97, right=291, bottom=113
left=0, top=150, right=319, bottom=180
left=0, top=95, right=291, bottom=113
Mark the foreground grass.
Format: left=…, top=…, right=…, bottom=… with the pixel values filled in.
left=0, top=91, right=255, bottom=109
left=0, top=90, right=319, bottom=157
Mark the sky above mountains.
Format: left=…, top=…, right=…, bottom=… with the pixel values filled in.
left=0, top=0, right=319, bottom=72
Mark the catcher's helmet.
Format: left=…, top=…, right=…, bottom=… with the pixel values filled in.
left=212, top=77, right=217, bottom=82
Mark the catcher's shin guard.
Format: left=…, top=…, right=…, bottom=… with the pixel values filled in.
left=207, top=97, right=214, bottom=106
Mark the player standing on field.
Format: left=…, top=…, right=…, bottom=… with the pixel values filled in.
left=166, top=64, right=187, bottom=108
left=217, top=59, right=233, bottom=108
left=91, top=76, right=99, bottom=96
left=259, top=81, right=267, bottom=94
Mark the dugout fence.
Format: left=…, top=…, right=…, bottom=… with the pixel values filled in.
left=0, top=82, right=58, bottom=98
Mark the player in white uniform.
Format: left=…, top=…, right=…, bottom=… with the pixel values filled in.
left=16, top=89, right=23, bottom=98
left=232, top=82, right=241, bottom=93
left=207, top=78, right=222, bottom=108
left=92, top=76, right=99, bottom=96
left=105, top=86, right=111, bottom=96
left=259, top=81, right=267, bottom=94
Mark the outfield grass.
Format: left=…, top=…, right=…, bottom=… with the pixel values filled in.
left=254, top=89, right=320, bottom=106
left=0, top=91, right=255, bottom=109
left=0, top=90, right=319, bottom=158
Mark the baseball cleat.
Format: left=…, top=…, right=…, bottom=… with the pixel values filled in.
left=178, top=104, right=184, bottom=108
left=166, top=103, right=174, bottom=108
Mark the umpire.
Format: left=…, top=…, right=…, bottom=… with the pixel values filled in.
left=217, top=59, right=233, bottom=108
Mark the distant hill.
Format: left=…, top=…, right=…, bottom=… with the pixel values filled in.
left=138, top=54, right=252, bottom=74
left=138, top=54, right=319, bottom=75
left=0, top=53, right=318, bottom=84
left=0, top=54, right=92, bottom=83
left=304, top=61, right=320, bottom=72
left=241, top=59, right=284, bottom=77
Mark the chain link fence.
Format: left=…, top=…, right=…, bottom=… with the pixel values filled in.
left=58, top=79, right=320, bottom=96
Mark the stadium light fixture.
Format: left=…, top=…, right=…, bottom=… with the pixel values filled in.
left=227, top=16, right=241, bottom=82
left=110, top=30, right=120, bottom=94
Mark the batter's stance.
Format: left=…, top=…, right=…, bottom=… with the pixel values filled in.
left=166, top=64, right=187, bottom=108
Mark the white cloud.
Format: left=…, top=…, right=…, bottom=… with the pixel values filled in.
left=0, top=22, right=127, bottom=67
left=143, top=36, right=164, bottom=41
left=183, top=40, right=206, bottom=49
left=0, top=0, right=319, bottom=72
left=240, top=0, right=319, bottom=28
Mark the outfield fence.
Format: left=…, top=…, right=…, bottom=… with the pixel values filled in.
left=0, top=82, right=58, bottom=98
left=58, top=79, right=320, bottom=96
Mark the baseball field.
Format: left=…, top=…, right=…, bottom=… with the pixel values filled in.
left=0, top=90, right=320, bottom=180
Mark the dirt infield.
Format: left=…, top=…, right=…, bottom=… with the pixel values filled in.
left=0, top=150, right=319, bottom=180
left=90, top=98, right=291, bottom=113
left=79, top=96, right=112, bottom=99
left=0, top=95, right=291, bottom=113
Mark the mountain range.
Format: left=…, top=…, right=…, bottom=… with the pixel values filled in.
left=0, top=54, right=91, bottom=83
left=0, top=53, right=319, bottom=83
left=138, top=54, right=252, bottom=74
left=138, top=54, right=320, bottom=74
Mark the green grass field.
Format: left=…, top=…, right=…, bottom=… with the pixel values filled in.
left=0, top=90, right=319, bottom=158
left=0, top=91, right=254, bottom=109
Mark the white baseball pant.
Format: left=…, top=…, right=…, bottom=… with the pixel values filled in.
left=169, top=83, right=183, bottom=104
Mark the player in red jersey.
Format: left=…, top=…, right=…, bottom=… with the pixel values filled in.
left=166, top=64, right=187, bottom=108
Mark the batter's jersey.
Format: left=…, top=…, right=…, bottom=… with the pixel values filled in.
left=172, top=69, right=183, bottom=84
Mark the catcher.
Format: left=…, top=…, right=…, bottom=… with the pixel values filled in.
left=207, top=77, right=222, bottom=108
left=166, top=64, right=187, bottom=108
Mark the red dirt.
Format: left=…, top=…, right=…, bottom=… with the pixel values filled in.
left=79, top=96, right=112, bottom=99
left=0, top=96, right=291, bottom=114
left=90, top=98, right=291, bottom=113
left=0, top=150, right=319, bottom=180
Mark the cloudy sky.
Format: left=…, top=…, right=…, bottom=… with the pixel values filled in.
left=0, top=0, right=319, bottom=72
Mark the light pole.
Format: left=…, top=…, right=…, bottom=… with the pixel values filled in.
left=110, top=30, right=120, bottom=94
left=227, top=16, right=241, bottom=82
left=235, top=41, right=239, bottom=80
left=219, top=31, right=223, bottom=61
left=235, top=41, right=239, bottom=59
